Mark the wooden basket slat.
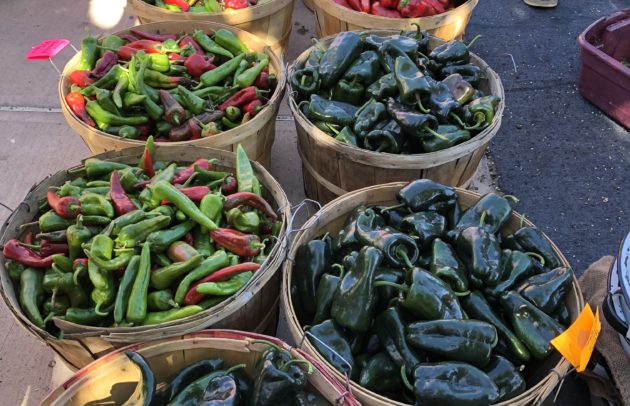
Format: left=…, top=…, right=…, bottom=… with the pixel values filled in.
left=0, top=146, right=289, bottom=370
left=313, top=0, right=478, bottom=40
left=129, top=0, right=294, bottom=57
left=58, top=21, right=287, bottom=167
left=281, top=182, right=585, bottom=406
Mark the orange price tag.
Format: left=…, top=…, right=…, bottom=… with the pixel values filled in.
left=550, top=303, right=601, bottom=372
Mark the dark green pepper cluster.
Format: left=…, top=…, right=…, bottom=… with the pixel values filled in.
left=6, top=143, right=281, bottom=333
left=124, top=340, right=327, bottom=405
left=290, top=28, right=500, bottom=154
left=292, top=179, right=574, bottom=405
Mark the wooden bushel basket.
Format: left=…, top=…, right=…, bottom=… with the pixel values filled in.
left=41, top=330, right=360, bottom=405
left=281, top=182, right=585, bottom=406
left=59, top=22, right=287, bottom=168
left=0, top=146, right=290, bottom=370
left=128, top=0, right=295, bottom=58
left=289, top=32, right=505, bottom=204
left=312, top=0, right=479, bottom=41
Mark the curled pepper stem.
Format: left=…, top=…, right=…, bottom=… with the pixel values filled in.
left=73, top=267, right=83, bottom=286
left=466, top=34, right=482, bottom=48
left=503, top=194, right=520, bottom=203
left=415, top=94, right=430, bottom=114
left=225, top=364, right=246, bottom=374
left=409, top=22, right=423, bottom=39
left=423, top=125, right=449, bottom=142
left=452, top=290, right=471, bottom=297
left=280, top=359, right=314, bottom=375
left=373, top=280, right=409, bottom=293
left=380, top=202, right=405, bottom=212
left=396, top=247, right=415, bottom=270
left=43, top=312, right=55, bottom=325
left=331, top=263, right=344, bottom=279
left=479, top=210, right=487, bottom=227
left=251, top=339, right=285, bottom=355
left=449, top=112, right=468, bottom=127
left=400, top=365, right=414, bottom=392
left=94, top=302, right=109, bottom=317
left=311, top=37, right=326, bottom=52
left=525, top=251, right=545, bottom=266
left=519, top=213, right=527, bottom=229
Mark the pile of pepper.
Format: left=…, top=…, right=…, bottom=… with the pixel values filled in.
left=292, top=179, right=575, bottom=404
left=332, top=0, right=463, bottom=18
left=143, top=0, right=258, bottom=12
left=291, top=28, right=500, bottom=153
left=66, top=28, right=276, bottom=141
left=3, top=142, right=282, bottom=331
left=123, top=340, right=325, bottom=405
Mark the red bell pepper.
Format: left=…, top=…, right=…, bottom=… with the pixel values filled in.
left=90, top=51, right=118, bottom=79
left=47, top=191, right=80, bottom=219
left=110, top=171, right=137, bottom=216
left=165, top=0, right=190, bottom=11
left=224, top=192, right=278, bottom=220
left=218, top=87, right=267, bottom=111
left=160, top=186, right=210, bottom=204
left=173, top=158, right=211, bottom=185
left=372, top=1, right=402, bottom=16
left=20, top=241, right=69, bottom=257
left=183, top=262, right=260, bottom=305
left=180, top=35, right=204, bottom=55
left=69, top=70, right=93, bottom=87
left=225, top=0, right=248, bottom=9
left=210, top=228, right=265, bottom=257
left=184, top=54, right=216, bottom=78
left=129, top=28, right=177, bottom=42
left=3, top=239, right=59, bottom=268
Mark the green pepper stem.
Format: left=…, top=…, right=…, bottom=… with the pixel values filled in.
left=376, top=143, right=388, bottom=153
left=73, top=267, right=83, bottom=286
left=373, top=281, right=409, bottom=293
left=422, top=125, right=449, bottom=141
left=51, top=264, right=65, bottom=276
left=452, top=290, right=471, bottom=297
left=311, top=37, right=326, bottom=52
left=396, top=246, right=415, bottom=270
left=168, top=300, right=180, bottom=308
left=43, top=312, right=55, bottom=325
left=94, top=302, right=109, bottom=317
left=503, top=195, right=520, bottom=203
left=479, top=210, right=487, bottom=227
left=519, top=213, right=526, bottom=228
left=410, top=22, right=422, bottom=39
left=326, top=124, right=340, bottom=135
left=251, top=339, right=285, bottom=354
left=280, top=359, right=314, bottom=375
left=416, top=94, right=430, bottom=113
left=466, top=34, right=482, bottom=48
left=449, top=112, right=468, bottom=127
left=400, top=366, right=414, bottom=392
left=525, top=252, right=545, bottom=266
left=380, top=203, right=406, bottom=212
left=331, top=263, right=345, bottom=279
left=67, top=166, right=87, bottom=174
left=225, top=364, right=246, bottom=374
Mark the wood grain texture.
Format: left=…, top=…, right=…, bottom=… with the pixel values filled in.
left=289, top=31, right=505, bottom=204
left=58, top=21, right=287, bottom=169
left=281, top=183, right=585, bottom=406
left=0, top=146, right=290, bottom=370
left=313, top=0, right=478, bottom=40
left=41, top=331, right=360, bottom=406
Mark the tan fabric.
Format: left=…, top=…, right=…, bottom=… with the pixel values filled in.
left=579, top=256, right=629, bottom=404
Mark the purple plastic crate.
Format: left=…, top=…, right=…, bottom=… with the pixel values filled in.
left=578, top=9, right=630, bottom=129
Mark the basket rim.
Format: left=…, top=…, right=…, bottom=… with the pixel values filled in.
left=0, top=145, right=290, bottom=339
left=129, top=0, right=293, bottom=20
left=58, top=21, right=287, bottom=148
left=317, top=0, right=479, bottom=25
left=281, top=181, right=585, bottom=406
left=287, top=30, right=505, bottom=169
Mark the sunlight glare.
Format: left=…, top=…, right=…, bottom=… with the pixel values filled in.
left=89, top=0, right=126, bottom=29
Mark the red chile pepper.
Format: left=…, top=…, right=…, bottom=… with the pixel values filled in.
left=126, top=39, right=163, bottom=52
left=253, top=71, right=276, bottom=90
left=169, top=122, right=192, bottom=142
left=3, top=239, right=58, bottom=268
left=160, top=186, right=210, bottom=204
left=427, top=0, right=446, bottom=13
left=110, top=171, right=137, bottom=216
left=69, top=70, right=93, bottom=87
left=23, top=232, right=33, bottom=245
left=180, top=35, right=204, bottom=55
left=159, top=90, right=186, bottom=126
left=183, top=262, right=260, bottom=305
left=168, top=53, right=187, bottom=63
left=90, top=51, right=118, bottom=79
left=224, top=192, right=277, bottom=220
left=184, top=54, right=216, bottom=79
left=47, top=191, right=80, bottom=219
left=173, top=158, right=211, bottom=184
left=398, top=0, right=433, bottom=17
left=360, top=0, right=371, bottom=12
left=165, top=0, right=190, bottom=11
left=242, top=99, right=263, bottom=117
left=210, top=228, right=264, bottom=257
left=380, top=0, right=399, bottom=7
left=189, top=119, right=201, bottom=140
left=130, top=28, right=177, bottom=42
left=20, top=240, right=69, bottom=257
left=136, top=123, right=151, bottom=138
left=222, top=175, right=238, bottom=195
left=347, top=0, right=362, bottom=10
left=225, top=0, right=248, bottom=9
left=142, top=149, right=155, bottom=178
left=218, top=87, right=267, bottom=111
left=65, top=92, right=95, bottom=126
left=184, top=232, right=194, bottom=246
left=372, top=1, right=402, bottom=16
left=120, top=34, right=140, bottom=43
left=117, top=46, right=139, bottom=61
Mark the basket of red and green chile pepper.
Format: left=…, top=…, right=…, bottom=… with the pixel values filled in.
left=326, top=0, right=464, bottom=18
left=41, top=330, right=360, bottom=406
left=0, top=144, right=289, bottom=357
left=59, top=22, right=285, bottom=156
left=281, top=179, right=585, bottom=406
left=137, top=0, right=259, bottom=12
left=288, top=28, right=503, bottom=154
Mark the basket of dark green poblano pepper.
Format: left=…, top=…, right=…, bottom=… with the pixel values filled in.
left=41, top=331, right=361, bottom=405
left=0, top=143, right=289, bottom=369
left=288, top=28, right=504, bottom=203
left=282, top=179, right=584, bottom=406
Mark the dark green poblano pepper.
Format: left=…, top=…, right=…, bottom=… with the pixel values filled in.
left=332, top=205, right=368, bottom=254
left=428, top=35, right=480, bottom=66
left=330, top=126, right=359, bottom=147
left=400, top=211, right=446, bottom=249
left=484, top=250, right=538, bottom=298
left=375, top=307, right=423, bottom=372
left=359, top=352, right=403, bottom=393
left=421, top=124, right=471, bottom=153
left=439, top=64, right=482, bottom=87
left=452, top=193, right=514, bottom=237
left=318, top=31, right=362, bottom=89
left=306, top=319, right=354, bottom=377
left=343, top=50, right=381, bottom=85
left=396, top=179, right=457, bottom=212
left=363, top=120, right=405, bottom=153
left=331, top=78, right=365, bottom=106
left=483, top=355, right=526, bottom=402
left=353, top=98, right=388, bottom=138
left=462, top=95, right=501, bottom=130
left=516, top=267, right=573, bottom=315
left=292, top=236, right=333, bottom=321
left=442, top=73, right=475, bottom=105
left=430, top=238, right=469, bottom=293
left=366, top=73, right=399, bottom=101
left=511, top=226, right=563, bottom=270
left=456, top=224, right=502, bottom=286
left=306, top=95, right=359, bottom=127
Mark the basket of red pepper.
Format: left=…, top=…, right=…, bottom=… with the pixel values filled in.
left=59, top=21, right=286, bottom=168
left=0, top=144, right=290, bottom=370
left=281, top=179, right=585, bottom=406
left=42, top=330, right=359, bottom=406
left=311, top=0, right=478, bottom=41
left=128, top=0, right=294, bottom=58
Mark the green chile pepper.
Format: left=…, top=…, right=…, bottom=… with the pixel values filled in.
left=375, top=307, right=422, bottom=372
left=456, top=225, right=501, bottom=286
left=306, top=95, right=359, bottom=127
left=174, top=250, right=230, bottom=304
left=359, top=352, right=403, bottom=392
left=64, top=307, right=107, bottom=325
left=430, top=238, right=469, bottom=293
left=127, top=242, right=151, bottom=324
left=146, top=219, right=196, bottom=253
left=147, top=289, right=177, bottom=311
left=343, top=50, right=381, bottom=84
left=19, top=267, right=45, bottom=329
left=293, top=236, right=333, bottom=320
left=115, top=215, right=171, bottom=248
left=353, top=98, right=388, bottom=138
left=318, top=31, right=362, bottom=88
left=483, top=355, right=526, bottom=402
left=142, top=305, right=203, bottom=325
left=306, top=319, right=354, bottom=377
left=114, top=255, right=140, bottom=324
left=226, top=208, right=260, bottom=233
left=516, top=267, right=573, bottom=315
left=151, top=254, right=203, bottom=290
left=366, top=73, right=398, bottom=101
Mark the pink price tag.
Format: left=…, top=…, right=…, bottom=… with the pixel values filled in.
left=26, top=39, right=71, bottom=60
